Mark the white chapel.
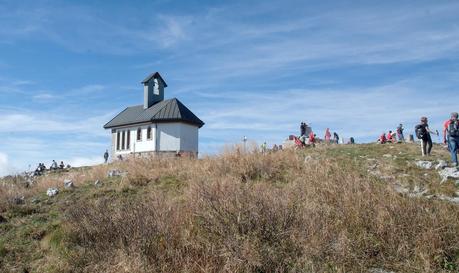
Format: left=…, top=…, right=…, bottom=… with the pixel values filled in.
left=104, top=72, right=204, bottom=158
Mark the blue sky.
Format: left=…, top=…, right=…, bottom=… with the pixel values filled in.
left=1, top=0, right=459, bottom=175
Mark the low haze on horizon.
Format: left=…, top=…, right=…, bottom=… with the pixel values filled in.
left=1, top=0, right=459, bottom=176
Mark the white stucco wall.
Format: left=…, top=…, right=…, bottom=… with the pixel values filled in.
left=112, top=122, right=199, bottom=157
left=180, top=123, right=198, bottom=152
left=158, top=123, right=181, bottom=151
left=132, top=125, right=156, bottom=153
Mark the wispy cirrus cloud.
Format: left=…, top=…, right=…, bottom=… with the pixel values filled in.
left=0, top=2, right=194, bottom=54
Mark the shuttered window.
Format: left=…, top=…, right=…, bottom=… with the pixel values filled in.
left=116, top=131, right=120, bottom=150
left=147, top=126, right=152, bottom=140
left=121, top=131, right=125, bottom=150
left=137, top=128, right=142, bottom=141
left=126, top=130, right=130, bottom=150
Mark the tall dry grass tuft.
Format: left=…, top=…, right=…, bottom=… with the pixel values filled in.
left=61, top=149, right=459, bottom=273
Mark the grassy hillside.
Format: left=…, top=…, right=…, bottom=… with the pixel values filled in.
left=0, top=143, right=458, bottom=273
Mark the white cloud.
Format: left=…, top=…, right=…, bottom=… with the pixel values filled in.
left=154, top=15, right=191, bottom=48
left=0, top=111, right=113, bottom=136
left=0, top=152, right=13, bottom=177
left=67, top=156, right=104, bottom=168
left=33, top=93, right=56, bottom=100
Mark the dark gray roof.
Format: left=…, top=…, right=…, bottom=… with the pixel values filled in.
left=141, top=72, right=168, bottom=87
left=104, top=98, right=204, bottom=129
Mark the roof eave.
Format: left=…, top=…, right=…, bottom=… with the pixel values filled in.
left=104, top=119, right=204, bottom=129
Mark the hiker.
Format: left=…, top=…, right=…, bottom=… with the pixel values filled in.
left=349, top=137, right=355, bottom=144
left=50, top=160, right=58, bottom=170
left=443, top=112, right=459, bottom=167
left=396, top=124, right=405, bottom=142
left=272, top=144, right=279, bottom=152
left=387, top=130, right=395, bottom=143
left=261, top=142, right=267, bottom=154
left=34, top=164, right=42, bottom=176
left=378, top=133, right=387, bottom=144
left=104, top=150, right=109, bottom=163
left=308, top=132, right=315, bottom=145
left=324, top=128, right=331, bottom=143
left=415, top=116, right=438, bottom=156
left=300, top=122, right=306, bottom=136
left=59, top=161, right=64, bottom=169
left=333, top=132, right=339, bottom=144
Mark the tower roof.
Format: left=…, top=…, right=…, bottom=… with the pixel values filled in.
left=141, top=72, right=168, bottom=87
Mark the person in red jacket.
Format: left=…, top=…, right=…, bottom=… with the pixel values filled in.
left=308, top=132, right=315, bottom=142
left=387, top=131, right=393, bottom=143
left=378, top=133, right=387, bottom=144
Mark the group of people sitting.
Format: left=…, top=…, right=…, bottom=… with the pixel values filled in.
left=34, top=160, right=69, bottom=176
left=260, top=141, right=283, bottom=154
left=378, top=124, right=406, bottom=144
left=298, top=122, right=354, bottom=146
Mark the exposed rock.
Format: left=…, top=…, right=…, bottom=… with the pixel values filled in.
left=368, top=164, right=378, bottom=171
left=379, top=175, right=395, bottom=181
left=107, top=169, right=124, bottom=177
left=31, top=198, right=40, bottom=204
left=94, top=180, right=102, bottom=187
left=369, top=268, right=395, bottom=273
left=438, top=195, right=459, bottom=204
left=304, top=155, right=313, bottom=163
left=46, top=188, right=59, bottom=197
left=368, top=170, right=382, bottom=177
left=415, top=161, right=433, bottom=169
left=407, top=185, right=429, bottom=197
left=435, top=160, right=448, bottom=170
left=438, top=167, right=459, bottom=183
left=382, top=154, right=393, bottom=158
left=394, top=184, right=409, bottom=194
left=64, top=179, right=74, bottom=189
left=12, top=196, right=25, bottom=205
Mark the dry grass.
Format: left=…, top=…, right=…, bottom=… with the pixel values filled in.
left=1, top=145, right=458, bottom=273
left=63, top=149, right=458, bottom=273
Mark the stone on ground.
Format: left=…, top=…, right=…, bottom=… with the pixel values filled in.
left=415, top=161, right=433, bottom=169
left=438, top=167, right=459, bottom=183
left=435, top=160, right=448, bottom=170
left=107, top=169, right=123, bottom=177
left=64, top=179, right=74, bottom=189
left=46, top=188, right=59, bottom=197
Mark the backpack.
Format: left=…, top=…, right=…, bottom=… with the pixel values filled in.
left=447, top=120, right=459, bottom=137
left=415, top=124, right=426, bottom=139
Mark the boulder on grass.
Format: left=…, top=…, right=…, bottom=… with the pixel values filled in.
left=63, top=179, right=74, bottom=189
left=435, top=160, right=448, bottom=170
left=438, top=167, right=459, bottom=183
left=46, top=188, right=59, bottom=197
left=107, top=169, right=122, bottom=177
left=415, top=161, right=433, bottom=169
